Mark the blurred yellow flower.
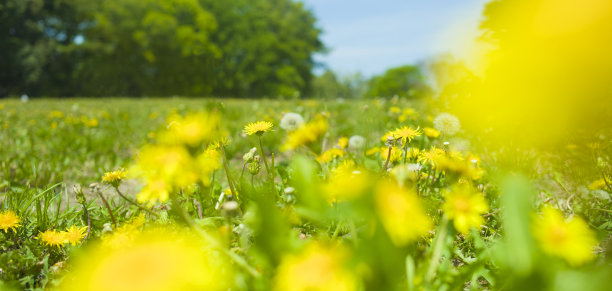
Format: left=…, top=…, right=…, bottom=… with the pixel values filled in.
left=532, top=207, right=598, bottom=266
left=418, top=147, right=445, bottom=167
left=442, top=184, right=489, bottom=234
left=102, top=169, right=127, bottom=187
left=102, top=214, right=146, bottom=249
left=380, top=146, right=402, bottom=163
left=137, top=178, right=170, bottom=204
left=40, top=230, right=66, bottom=247
left=281, top=116, right=328, bottom=151
left=48, top=110, right=64, bottom=119
left=337, top=137, right=349, bottom=149
left=365, top=147, right=380, bottom=156
left=63, top=225, right=87, bottom=246
left=588, top=178, right=608, bottom=190
left=0, top=210, right=21, bottom=232
left=274, top=243, right=357, bottom=291
left=323, top=162, right=370, bottom=203
left=164, top=112, right=219, bottom=146
left=375, top=180, right=432, bottom=245
left=244, top=121, right=273, bottom=136
left=61, top=230, right=231, bottom=291
left=424, top=127, right=440, bottom=138
left=317, top=148, right=345, bottom=164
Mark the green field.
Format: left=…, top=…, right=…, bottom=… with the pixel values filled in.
left=0, top=98, right=610, bottom=291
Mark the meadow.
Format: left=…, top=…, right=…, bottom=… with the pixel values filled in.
left=0, top=97, right=610, bottom=291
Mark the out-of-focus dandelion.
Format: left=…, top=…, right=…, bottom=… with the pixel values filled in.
left=348, top=135, right=366, bottom=151
left=281, top=116, right=328, bottom=151
left=61, top=230, right=232, bottom=291
left=280, top=112, right=304, bottom=131
left=442, top=183, right=489, bottom=234
left=375, top=180, right=432, bottom=245
left=274, top=243, right=357, bottom=291
left=532, top=206, right=598, bottom=266
left=243, top=121, right=273, bottom=136
left=433, top=113, right=460, bottom=136
left=337, top=137, right=349, bottom=149
left=0, top=210, right=21, bottom=232
left=317, top=148, right=345, bottom=164
left=424, top=127, right=440, bottom=139
left=163, top=112, right=219, bottom=146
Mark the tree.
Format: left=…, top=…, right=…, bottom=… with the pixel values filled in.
left=365, top=65, right=427, bottom=98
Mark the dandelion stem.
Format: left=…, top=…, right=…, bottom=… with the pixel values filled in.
left=81, top=203, right=91, bottom=241
left=95, top=191, right=116, bottom=228
left=172, top=196, right=261, bottom=278
left=381, top=145, right=393, bottom=174
left=257, top=135, right=273, bottom=181
left=220, top=145, right=239, bottom=202
left=113, top=186, right=158, bottom=217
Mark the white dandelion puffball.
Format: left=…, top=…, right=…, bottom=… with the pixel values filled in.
left=280, top=112, right=304, bottom=131
left=433, top=113, right=461, bottom=136
left=348, top=135, right=366, bottom=151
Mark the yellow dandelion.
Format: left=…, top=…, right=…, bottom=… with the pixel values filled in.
left=61, top=230, right=232, bottom=291
left=424, top=127, right=440, bottom=138
left=163, top=112, right=220, bottom=146
left=281, top=116, right=328, bottom=151
left=317, top=148, right=345, bottom=164
left=418, top=147, right=445, bottom=167
left=323, top=163, right=371, bottom=203
left=274, top=243, right=357, bottom=291
left=40, top=230, right=67, bottom=247
left=337, top=137, right=349, bottom=149
left=102, top=169, right=127, bottom=187
left=375, top=180, right=432, bottom=245
left=243, top=121, right=273, bottom=136
left=137, top=178, right=170, bottom=205
left=391, top=126, right=421, bottom=144
left=532, top=207, right=598, bottom=266
left=442, top=183, right=489, bottom=234
left=588, top=178, right=608, bottom=190
left=380, top=146, right=402, bottom=163
left=0, top=210, right=21, bottom=232
left=63, top=225, right=87, bottom=246
left=365, top=147, right=381, bottom=156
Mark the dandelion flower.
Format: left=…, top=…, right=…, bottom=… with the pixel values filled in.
left=391, top=126, right=421, bottom=144
left=418, top=147, right=445, bottom=167
left=348, top=135, right=366, bottom=151
left=274, top=243, right=357, bottom=291
left=323, top=162, right=371, bottom=203
left=433, top=113, right=461, bottom=136
left=442, top=184, right=489, bottom=234
left=102, top=169, right=127, bottom=187
left=380, top=146, right=402, bottom=163
left=337, top=137, right=349, bottom=149
left=0, top=210, right=21, bottom=232
left=424, top=127, right=440, bottom=138
left=281, top=116, right=328, bottom=151
left=62, top=230, right=232, bottom=291
left=137, top=178, right=170, bottom=205
left=64, top=225, right=87, bottom=246
left=375, top=180, right=432, bottom=245
left=163, top=112, right=219, bottom=146
left=532, top=206, right=598, bottom=266
left=280, top=112, right=305, bottom=131
left=40, top=230, right=67, bottom=247
left=244, top=121, right=273, bottom=136
left=317, top=148, right=345, bottom=164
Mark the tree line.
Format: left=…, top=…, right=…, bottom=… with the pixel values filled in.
left=1, top=0, right=430, bottom=98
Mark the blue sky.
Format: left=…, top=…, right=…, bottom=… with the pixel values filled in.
left=301, top=0, right=489, bottom=76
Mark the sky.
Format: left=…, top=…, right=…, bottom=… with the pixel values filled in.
left=301, top=0, right=489, bottom=76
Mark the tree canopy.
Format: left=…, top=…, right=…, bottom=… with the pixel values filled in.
left=0, top=0, right=324, bottom=97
